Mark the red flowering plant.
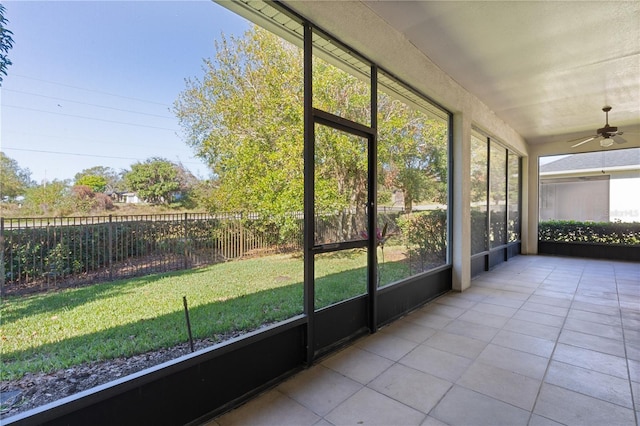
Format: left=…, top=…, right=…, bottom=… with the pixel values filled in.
left=360, top=223, right=390, bottom=286
left=360, top=223, right=390, bottom=248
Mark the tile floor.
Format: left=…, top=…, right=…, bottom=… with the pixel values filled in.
left=205, top=255, right=639, bottom=426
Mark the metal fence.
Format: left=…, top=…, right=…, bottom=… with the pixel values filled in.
left=0, top=208, right=410, bottom=296
left=0, top=212, right=304, bottom=295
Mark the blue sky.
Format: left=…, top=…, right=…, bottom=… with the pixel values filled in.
left=1, top=1, right=249, bottom=184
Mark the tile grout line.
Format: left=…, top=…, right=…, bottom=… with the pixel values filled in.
left=614, top=262, right=639, bottom=426
left=525, top=261, right=581, bottom=426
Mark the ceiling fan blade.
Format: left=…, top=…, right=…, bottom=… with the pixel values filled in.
left=571, top=137, right=596, bottom=148
left=613, top=135, right=627, bottom=144
left=566, top=134, right=597, bottom=143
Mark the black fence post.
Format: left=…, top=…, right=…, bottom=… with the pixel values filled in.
left=183, top=212, right=189, bottom=270
left=108, top=215, right=113, bottom=281
left=0, top=217, right=5, bottom=297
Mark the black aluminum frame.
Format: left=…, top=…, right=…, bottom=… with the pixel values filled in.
left=4, top=3, right=454, bottom=425
left=304, top=26, right=379, bottom=359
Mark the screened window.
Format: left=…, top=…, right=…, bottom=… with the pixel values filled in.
left=470, top=133, right=488, bottom=255
left=508, top=152, right=520, bottom=242
left=376, top=71, right=450, bottom=285
left=489, top=144, right=507, bottom=248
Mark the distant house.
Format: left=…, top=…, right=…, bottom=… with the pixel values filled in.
left=111, top=191, right=141, bottom=204
left=539, top=148, right=640, bottom=222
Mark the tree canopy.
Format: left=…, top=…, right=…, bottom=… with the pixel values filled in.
left=74, top=166, right=123, bottom=193
left=0, top=152, right=33, bottom=200
left=124, top=158, right=191, bottom=205
left=0, top=4, right=14, bottom=86
left=175, top=27, right=304, bottom=216
left=174, top=26, right=448, bottom=230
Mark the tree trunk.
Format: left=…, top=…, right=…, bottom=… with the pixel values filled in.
left=403, top=188, right=413, bottom=214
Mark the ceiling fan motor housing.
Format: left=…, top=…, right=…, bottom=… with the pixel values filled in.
left=598, top=125, right=618, bottom=136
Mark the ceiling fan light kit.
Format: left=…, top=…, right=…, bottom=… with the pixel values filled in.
left=570, top=106, right=628, bottom=148
left=600, top=137, right=614, bottom=148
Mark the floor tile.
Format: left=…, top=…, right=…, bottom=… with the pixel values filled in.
left=628, top=359, right=640, bottom=383
left=625, top=327, right=640, bottom=346
left=368, top=363, right=452, bottom=414
left=567, top=308, right=622, bottom=326
left=277, top=365, right=362, bottom=416
left=538, top=281, right=577, bottom=295
left=480, top=295, right=525, bottom=309
left=552, top=343, right=628, bottom=379
left=533, top=289, right=573, bottom=301
left=420, top=416, right=449, bottom=426
left=431, top=385, right=530, bottom=426
left=527, top=295, right=572, bottom=308
left=215, top=390, right=320, bottom=426
left=470, top=301, right=518, bottom=317
left=503, top=318, right=561, bottom=341
left=321, top=346, right=394, bottom=384
left=399, top=344, right=472, bottom=382
left=631, top=381, right=640, bottom=408
left=325, top=387, right=425, bottom=426
left=491, top=329, right=555, bottom=358
left=534, top=383, right=636, bottom=426
left=521, top=301, right=569, bottom=317
left=423, top=331, right=488, bottom=359
left=422, top=303, right=467, bottom=319
left=563, top=317, right=624, bottom=341
left=544, top=360, right=633, bottom=408
left=442, top=319, right=500, bottom=342
left=378, top=318, right=437, bottom=343
left=434, top=294, right=477, bottom=310
left=355, top=331, right=419, bottom=361
left=512, top=309, right=566, bottom=328
left=528, top=414, right=564, bottom=426
left=476, top=344, right=549, bottom=379
left=458, top=309, right=510, bottom=328
left=573, top=294, right=620, bottom=308
left=407, top=311, right=454, bottom=330
left=558, top=328, right=626, bottom=357
left=626, top=339, right=640, bottom=362
left=457, top=361, right=541, bottom=410
left=571, top=300, right=620, bottom=316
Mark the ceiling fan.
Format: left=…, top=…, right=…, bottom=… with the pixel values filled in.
left=570, top=106, right=627, bottom=148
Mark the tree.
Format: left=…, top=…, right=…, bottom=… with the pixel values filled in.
left=124, top=158, right=183, bottom=204
left=71, top=185, right=114, bottom=212
left=23, top=180, right=73, bottom=215
left=0, top=4, right=14, bottom=85
left=74, top=166, right=123, bottom=193
left=174, top=26, right=448, bottom=238
left=377, top=98, right=448, bottom=213
left=75, top=175, right=108, bottom=193
left=0, top=152, right=33, bottom=201
left=175, top=26, right=304, bottom=218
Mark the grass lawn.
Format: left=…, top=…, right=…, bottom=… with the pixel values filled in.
left=1, top=249, right=410, bottom=380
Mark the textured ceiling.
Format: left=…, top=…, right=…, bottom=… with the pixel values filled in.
left=284, top=1, right=640, bottom=149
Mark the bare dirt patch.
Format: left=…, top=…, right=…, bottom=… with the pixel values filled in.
left=0, top=335, right=228, bottom=420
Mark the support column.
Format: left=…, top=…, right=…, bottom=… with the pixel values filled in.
left=524, top=152, right=539, bottom=254
left=452, top=113, right=471, bottom=291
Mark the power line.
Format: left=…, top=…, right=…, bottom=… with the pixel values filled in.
left=3, top=89, right=175, bottom=119
left=1, top=147, right=205, bottom=166
left=10, top=74, right=170, bottom=107
left=4, top=105, right=179, bottom=131
left=3, top=129, right=181, bottom=150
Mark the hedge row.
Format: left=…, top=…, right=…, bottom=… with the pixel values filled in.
left=538, top=220, right=640, bottom=246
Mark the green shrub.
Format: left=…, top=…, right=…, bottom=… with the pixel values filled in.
left=538, top=220, right=640, bottom=246
left=396, top=210, right=447, bottom=263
